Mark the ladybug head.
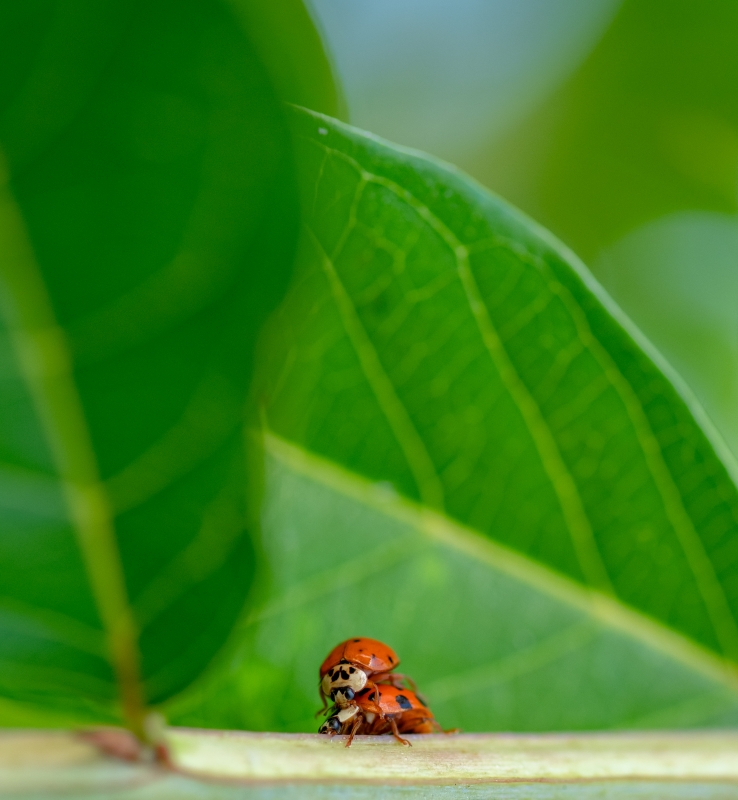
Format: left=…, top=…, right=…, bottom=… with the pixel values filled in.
left=318, top=716, right=342, bottom=735
left=322, top=661, right=368, bottom=704
left=318, top=704, right=358, bottom=735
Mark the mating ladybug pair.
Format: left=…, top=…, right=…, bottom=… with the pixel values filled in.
left=316, top=637, right=448, bottom=746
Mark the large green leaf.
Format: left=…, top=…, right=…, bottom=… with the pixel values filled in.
left=0, top=0, right=335, bottom=732
left=170, top=108, right=738, bottom=732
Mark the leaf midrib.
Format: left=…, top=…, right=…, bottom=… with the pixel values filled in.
left=0, top=152, right=144, bottom=734
left=301, top=121, right=738, bottom=660
left=263, top=429, right=738, bottom=695
left=305, top=137, right=612, bottom=595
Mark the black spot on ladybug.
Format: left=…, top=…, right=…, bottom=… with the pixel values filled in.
left=348, top=667, right=355, bottom=673
left=396, top=695, right=412, bottom=710
left=331, top=672, right=340, bottom=683
left=353, top=639, right=360, bottom=642
left=388, top=656, right=394, bottom=664
left=372, top=653, right=376, bottom=659
left=340, top=669, right=349, bottom=680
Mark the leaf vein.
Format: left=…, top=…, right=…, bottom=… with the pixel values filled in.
left=498, top=234, right=738, bottom=660
left=265, top=431, right=738, bottom=695
left=363, top=171, right=612, bottom=594
left=305, top=227, right=445, bottom=510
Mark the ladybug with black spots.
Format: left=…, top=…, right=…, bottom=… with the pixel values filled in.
left=319, top=684, right=443, bottom=747
left=318, top=637, right=415, bottom=712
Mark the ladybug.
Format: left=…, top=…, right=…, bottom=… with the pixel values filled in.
left=318, top=637, right=413, bottom=711
left=318, top=685, right=442, bottom=747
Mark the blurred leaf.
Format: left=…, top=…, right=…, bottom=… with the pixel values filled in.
left=0, top=0, right=340, bottom=731
left=171, top=108, right=738, bottom=732
left=477, top=0, right=738, bottom=262
left=229, top=0, right=345, bottom=119
left=307, top=0, right=620, bottom=165
left=596, top=212, right=738, bottom=458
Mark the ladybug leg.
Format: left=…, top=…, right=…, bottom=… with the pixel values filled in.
left=390, top=672, right=419, bottom=693
left=314, top=688, right=329, bottom=718
left=366, top=702, right=383, bottom=717
left=364, top=681, right=384, bottom=718
left=345, top=714, right=363, bottom=748
left=372, top=684, right=380, bottom=708
left=388, top=716, right=411, bottom=747
left=428, top=719, right=460, bottom=734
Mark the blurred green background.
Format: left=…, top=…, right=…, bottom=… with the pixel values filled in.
left=310, top=0, right=738, bottom=459
left=1, top=0, right=737, bottom=739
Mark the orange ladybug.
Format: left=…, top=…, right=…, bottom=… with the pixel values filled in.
left=318, top=684, right=443, bottom=747
left=318, top=637, right=414, bottom=711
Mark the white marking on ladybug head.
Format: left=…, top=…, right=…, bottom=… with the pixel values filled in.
left=332, top=686, right=356, bottom=704
left=336, top=705, right=358, bottom=723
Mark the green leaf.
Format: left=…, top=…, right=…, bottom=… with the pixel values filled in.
left=228, top=0, right=345, bottom=119
left=0, top=0, right=337, bottom=732
left=170, top=107, right=738, bottom=732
